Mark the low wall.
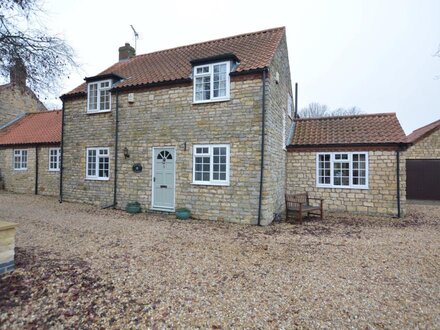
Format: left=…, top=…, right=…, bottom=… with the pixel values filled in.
left=0, top=221, right=18, bottom=275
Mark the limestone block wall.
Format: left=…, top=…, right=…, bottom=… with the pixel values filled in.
left=63, top=77, right=264, bottom=224
left=0, top=221, right=17, bottom=275
left=261, top=33, right=293, bottom=225
left=0, top=85, right=46, bottom=127
left=0, top=146, right=59, bottom=196
left=287, top=150, right=406, bottom=216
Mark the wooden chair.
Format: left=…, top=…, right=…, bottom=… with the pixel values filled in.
left=285, top=193, right=323, bottom=224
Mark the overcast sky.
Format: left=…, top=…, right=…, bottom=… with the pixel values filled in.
left=38, top=0, right=440, bottom=133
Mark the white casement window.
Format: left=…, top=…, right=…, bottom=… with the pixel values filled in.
left=193, top=144, right=230, bottom=185
left=49, top=148, right=61, bottom=171
left=193, top=61, right=230, bottom=103
left=287, top=94, right=293, bottom=118
left=86, top=148, right=110, bottom=180
left=316, top=152, right=368, bottom=189
left=87, top=80, right=111, bottom=113
left=13, top=149, right=27, bottom=170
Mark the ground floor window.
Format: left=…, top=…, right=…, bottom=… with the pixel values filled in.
left=316, top=152, right=368, bottom=189
left=49, top=148, right=61, bottom=171
left=193, top=144, right=230, bottom=185
left=86, top=147, right=109, bottom=180
left=13, top=149, right=27, bottom=170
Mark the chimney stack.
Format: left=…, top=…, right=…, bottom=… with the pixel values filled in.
left=10, top=58, right=27, bottom=87
left=119, top=43, right=136, bottom=61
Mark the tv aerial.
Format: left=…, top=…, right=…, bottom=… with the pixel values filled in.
left=130, top=25, right=139, bottom=52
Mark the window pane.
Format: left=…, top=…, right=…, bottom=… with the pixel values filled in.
left=213, top=64, right=227, bottom=98
left=88, top=84, right=98, bottom=110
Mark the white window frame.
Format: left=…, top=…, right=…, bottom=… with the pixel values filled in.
left=87, top=79, right=112, bottom=113
left=282, top=113, right=286, bottom=150
left=86, top=147, right=110, bottom=181
left=193, top=61, right=231, bottom=103
left=192, top=144, right=230, bottom=186
left=13, top=149, right=27, bottom=170
left=316, top=152, right=369, bottom=189
left=287, top=94, right=293, bottom=118
left=48, top=147, right=61, bottom=171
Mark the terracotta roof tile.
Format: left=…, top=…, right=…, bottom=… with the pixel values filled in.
left=65, top=27, right=285, bottom=96
left=0, top=110, right=61, bottom=145
left=406, top=119, right=440, bottom=143
left=289, top=113, right=406, bottom=146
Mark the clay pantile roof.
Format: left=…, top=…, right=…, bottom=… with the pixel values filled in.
left=289, top=113, right=406, bottom=146
left=65, top=27, right=285, bottom=97
left=406, top=119, right=440, bottom=143
left=0, top=110, right=61, bottom=146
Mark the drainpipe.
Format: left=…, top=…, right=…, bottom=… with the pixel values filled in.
left=257, top=68, right=268, bottom=226
left=396, top=146, right=401, bottom=218
left=113, top=90, right=119, bottom=208
left=59, top=101, right=65, bottom=202
left=294, top=82, right=298, bottom=118
left=35, top=147, right=38, bottom=195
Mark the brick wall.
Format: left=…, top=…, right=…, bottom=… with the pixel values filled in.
left=286, top=150, right=406, bottom=216
left=0, top=146, right=59, bottom=196
left=0, top=85, right=46, bottom=127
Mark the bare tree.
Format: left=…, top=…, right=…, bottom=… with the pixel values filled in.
left=0, top=0, right=77, bottom=96
left=299, top=103, right=363, bottom=118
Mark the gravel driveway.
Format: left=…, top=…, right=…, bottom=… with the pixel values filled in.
left=0, top=192, right=439, bottom=328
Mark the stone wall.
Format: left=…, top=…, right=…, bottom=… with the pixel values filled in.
left=260, top=34, right=293, bottom=225
left=286, top=150, right=406, bottom=216
left=0, top=146, right=60, bottom=196
left=0, top=221, right=17, bottom=275
left=0, top=84, right=46, bottom=128
left=404, top=128, right=440, bottom=159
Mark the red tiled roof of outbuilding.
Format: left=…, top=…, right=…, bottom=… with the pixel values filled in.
left=0, top=110, right=61, bottom=146
left=64, top=27, right=286, bottom=96
left=406, top=119, right=440, bottom=143
left=289, top=113, right=406, bottom=147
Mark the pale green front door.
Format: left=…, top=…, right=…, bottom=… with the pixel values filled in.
left=152, top=147, right=175, bottom=209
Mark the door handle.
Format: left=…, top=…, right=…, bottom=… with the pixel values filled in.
left=160, top=185, right=167, bottom=188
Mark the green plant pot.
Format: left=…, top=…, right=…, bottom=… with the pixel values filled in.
left=176, top=208, right=191, bottom=220
left=126, top=201, right=141, bottom=214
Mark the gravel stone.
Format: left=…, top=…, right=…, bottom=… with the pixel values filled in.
left=0, top=192, right=439, bottom=328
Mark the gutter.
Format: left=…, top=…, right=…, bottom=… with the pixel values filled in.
left=257, top=68, right=268, bottom=226
left=59, top=101, right=65, bottom=202
left=113, top=90, right=119, bottom=208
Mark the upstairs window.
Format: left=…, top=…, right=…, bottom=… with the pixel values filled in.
left=49, top=148, right=61, bottom=171
left=13, top=149, right=27, bottom=170
left=316, top=152, right=368, bottom=189
left=193, top=62, right=230, bottom=103
left=86, top=147, right=109, bottom=180
left=87, top=80, right=111, bottom=113
left=287, top=94, right=293, bottom=118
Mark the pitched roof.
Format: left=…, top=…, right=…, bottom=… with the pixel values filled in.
left=0, top=110, right=61, bottom=146
left=65, top=27, right=285, bottom=97
left=289, top=113, right=406, bottom=147
left=406, top=119, right=440, bottom=143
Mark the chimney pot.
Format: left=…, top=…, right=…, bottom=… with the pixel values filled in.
left=119, top=43, right=136, bottom=61
left=10, top=58, right=27, bottom=87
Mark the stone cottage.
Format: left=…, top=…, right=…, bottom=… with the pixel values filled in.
left=60, top=27, right=294, bottom=225
left=0, top=110, right=61, bottom=195
left=404, top=119, right=440, bottom=201
left=0, top=59, right=46, bottom=128
left=286, top=113, right=407, bottom=217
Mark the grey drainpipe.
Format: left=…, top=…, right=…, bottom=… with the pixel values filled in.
left=257, top=68, right=268, bottom=226
left=113, top=90, right=119, bottom=208
left=35, top=147, right=39, bottom=195
left=396, top=145, right=402, bottom=218
left=59, top=101, right=65, bottom=202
